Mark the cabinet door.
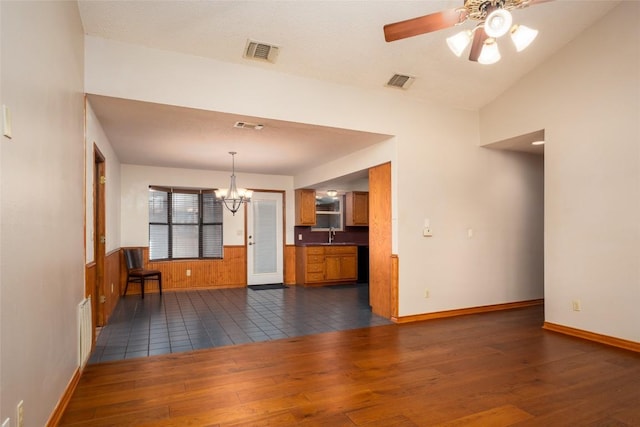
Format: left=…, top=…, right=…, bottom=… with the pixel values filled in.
left=295, top=189, right=316, bottom=226
left=340, top=255, right=358, bottom=280
left=346, top=192, right=369, bottom=226
left=324, top=256, right=342, bottom=281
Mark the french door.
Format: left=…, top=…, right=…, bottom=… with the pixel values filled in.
left=247, top=191, right=284, bottom=285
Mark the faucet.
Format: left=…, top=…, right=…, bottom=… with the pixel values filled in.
left=328, top=227, right=336, bottom=244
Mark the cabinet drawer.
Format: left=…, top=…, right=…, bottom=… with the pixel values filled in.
left=306, top=272, right=325, bottom=282
left=306, top=246, right=325, bottom=255
left=307, top=263, right=324, bottom=273
left=325, top=246, right=356, bottom=255
left=307, top=255, right=324, bottom=264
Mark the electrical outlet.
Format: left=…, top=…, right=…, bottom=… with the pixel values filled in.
left=572, top=300, right=581, bottom=311
left=16, top=400, right=23, bottom=427
left=424, top=289, right=430, bottom=298
left=186, top=269, right=191, bottom=277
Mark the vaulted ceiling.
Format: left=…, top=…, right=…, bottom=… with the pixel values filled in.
left=79, top=1, right=619, bottom=179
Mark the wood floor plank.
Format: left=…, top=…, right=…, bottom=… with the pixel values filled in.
left=433, top=404, right=534, bottom=426
left=59, top=306, right=640, bottom=426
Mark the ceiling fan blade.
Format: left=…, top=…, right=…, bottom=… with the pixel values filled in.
left=523, top=0, right=554, bottom=6
left=384, top=9, right=465, bottom=42
left=468, top=27, right=488, bottom=62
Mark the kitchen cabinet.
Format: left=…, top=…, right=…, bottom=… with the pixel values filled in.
left=295, top=189, right=316, bottom=226
left=345, top=191, right=368, bottom=226
left=325, top=252, right=357, bottom=281
left=295, top=245, right=358, bottom=285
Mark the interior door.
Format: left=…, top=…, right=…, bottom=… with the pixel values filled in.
left=93, top=145, right=106, bottom=327
left=247, top=191, right=284, bottom=285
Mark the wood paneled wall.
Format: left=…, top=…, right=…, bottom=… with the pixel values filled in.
left=369, top=162, right=393, bottom=318
left=120, top=246, right=247, bottom=294
left=103, top=250, right=121, bottom=323
left=284, top=245, right=296, bottom=285
left=84, top=262, right=96, bottom=330
left=85, top=249, right=121, bottom=327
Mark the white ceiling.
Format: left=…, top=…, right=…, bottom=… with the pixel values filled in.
left=79, top=0, right=619, bottom=182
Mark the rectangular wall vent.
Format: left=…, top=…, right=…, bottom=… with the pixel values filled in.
left=386, top=74, right=415, bottom=90
left=78, top=297, right=92, bottom=368
left=244, top=40, right=279, bottom=63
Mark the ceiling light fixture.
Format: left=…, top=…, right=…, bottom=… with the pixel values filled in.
left=510, top=24, right=539, bottom=52
left=326, top=190, right=338, bottom=197
left=484, top=8, right=513, bottom=38
left=439, top=1, right=540, bottom=65
left=215, top=152, right=252, bottom=216
left=478, top=38, right=501, bottom=65
left=446, top=30, right=472, bottom=57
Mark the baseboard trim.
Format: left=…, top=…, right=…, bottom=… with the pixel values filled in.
left=392, top=299, right=544, bottom=324
left=543, top=322, right=640, bottom=353
left=46, top=367, right=81, bottom=427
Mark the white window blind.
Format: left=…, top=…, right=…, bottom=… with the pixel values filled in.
left=148, top=187, right=223, bottom=260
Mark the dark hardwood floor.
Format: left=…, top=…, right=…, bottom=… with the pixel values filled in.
left=59, top=305, right=640, bottom=426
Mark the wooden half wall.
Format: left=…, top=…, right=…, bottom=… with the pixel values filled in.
left=369, top=162, right=393, bottom=318
left=120, top=246, right=248, bottom=294
left=84, top=249, right=121, bottom=326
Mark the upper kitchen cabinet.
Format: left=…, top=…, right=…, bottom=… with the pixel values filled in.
left=345, top=191, right=369, bottom=226
left=295, top=189, right=316, bottom=226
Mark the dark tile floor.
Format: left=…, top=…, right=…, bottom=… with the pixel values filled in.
left=89, top=283, right=392, bottom=364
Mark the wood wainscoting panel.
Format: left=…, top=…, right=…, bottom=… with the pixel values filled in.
left=369, top=162, right=392, bottom=318
left=284, top=244, right=296, bottom=285
left=102, top=249, right=121, bottom=323
left=85, top=262, right=95, bottom=300
left=391, top=254, right=399, bottom=319
left=120, top=246, right=248, bottom=295
left=84, top=262, right=96, bottom=330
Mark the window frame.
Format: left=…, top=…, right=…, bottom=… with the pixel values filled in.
left=148, top=186, right=223, bottom=261
left=311, top=193, right=344, bottom=232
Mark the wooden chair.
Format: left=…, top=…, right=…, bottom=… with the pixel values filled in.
left=123, top=248, right=162, bottom=299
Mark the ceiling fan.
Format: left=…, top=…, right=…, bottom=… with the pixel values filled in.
left=384, top=0, right=552, bottom=64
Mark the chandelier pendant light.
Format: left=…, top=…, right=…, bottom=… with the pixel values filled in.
left=215, top=151, right=252, bottom=216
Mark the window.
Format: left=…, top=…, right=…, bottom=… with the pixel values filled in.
left=148, top=186, right=223, bottom=260
left=311, top=193, right=343, bottom=231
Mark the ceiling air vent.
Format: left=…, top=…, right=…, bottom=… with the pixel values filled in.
left=244, top=40, right=279, bottom=63
left=234, top=121, right=264, bottom=130
left=386, top=74, right=415, bottom=90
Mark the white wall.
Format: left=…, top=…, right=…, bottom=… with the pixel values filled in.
left=85, top=101, right=121, bottom=263
left=121, top=164, right=294, bottom=246
left=481, top=2, right=639, bottom=342
left=0, top=2, right=85, bottom=425
left=86, top=36, right=544, bottom=318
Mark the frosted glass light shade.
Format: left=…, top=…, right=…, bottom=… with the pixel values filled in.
left=478, top=39, right=501, bottom=65
left=446, top=30, right=472, bottom=57
left=485, top=9, right=512, bottom=38
left=511, top=24, right=538, bottom=52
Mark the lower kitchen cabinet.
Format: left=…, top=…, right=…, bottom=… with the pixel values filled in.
left=296, top=245, right=358, bottom=286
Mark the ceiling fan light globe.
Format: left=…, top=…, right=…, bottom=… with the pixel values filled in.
left=511, top=24, right=538, bottom=52
left=478, top=39, right=501, bottom=65
left=485, top=9, right=512, bottom=38
left=446, top=30, right=471, bottom=57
